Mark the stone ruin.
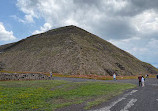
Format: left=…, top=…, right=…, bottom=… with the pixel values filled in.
left=0, top=73, right=51, bottom=81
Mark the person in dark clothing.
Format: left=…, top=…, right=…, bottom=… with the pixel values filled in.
left=50, top=72, right=53, bottom=78
left=138, top=75, right=142, bottom=86
left=145, top=74, right=149, bottom=78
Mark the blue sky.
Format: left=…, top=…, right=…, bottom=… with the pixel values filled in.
left=0, top=0, right=158, bottom=68
left=0, top=0, right=45, bottom=44
left=0, top=0, right=27, bottom=41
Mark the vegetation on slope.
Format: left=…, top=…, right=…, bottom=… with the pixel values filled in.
left=0, top=25, right=158, bottom=75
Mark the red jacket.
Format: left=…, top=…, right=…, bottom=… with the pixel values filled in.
left=138, top=76, right=142, bottom=81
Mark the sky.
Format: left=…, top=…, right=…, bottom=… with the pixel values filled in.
left=0, top=0, right=158, bottom=68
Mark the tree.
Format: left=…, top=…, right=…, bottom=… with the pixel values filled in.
left=0, top=62, right=5, bottom=71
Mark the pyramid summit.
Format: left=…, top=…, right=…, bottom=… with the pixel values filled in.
left=0, top=25, right=158, bottom=75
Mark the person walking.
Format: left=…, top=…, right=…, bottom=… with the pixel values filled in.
left=138, top=75, right=142, bottom=86
left=50, top=72, right=53, bottom=78
left=113, top=73, right=116, bottom=81
left=141, top=76, right=145, bottom=87
left=145, top=74, right=149, bottom=78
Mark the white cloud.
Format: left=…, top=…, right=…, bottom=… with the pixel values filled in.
left=11, top=15, right=25, bottom=23
left=11, top=15, right=34, bottom=23
left=16, top=0, right=39, bottom=23
left=32, top=23, right=52, bottom=35
left=24, top=15, right=34, bottom=23
left=16, top=0, right=136, bottom=39
left=103, top=0, right=128, bottom=11
left=110, top=37, right=158, bottom=67
left=0, top=22, right=16, bottom=41
left=132, top=10, right=158, bottom=36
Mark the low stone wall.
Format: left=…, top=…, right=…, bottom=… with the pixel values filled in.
left=0, top=73, right=50, bottom=81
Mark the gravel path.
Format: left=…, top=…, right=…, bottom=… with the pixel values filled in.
left=54, top=76, right=140, bottom=84
left=53, top=77, right=158, bottom=111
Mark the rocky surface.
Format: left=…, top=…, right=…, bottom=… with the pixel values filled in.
left=0, top=25, right=158, bottom=75
left=0, top=73, right=50, bottom=80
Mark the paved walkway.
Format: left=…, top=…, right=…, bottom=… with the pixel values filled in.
left=54, top=77, right=158, bottom=111
left=91, top=78, right=158, bottom=111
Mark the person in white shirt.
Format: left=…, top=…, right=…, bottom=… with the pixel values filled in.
left=113, top=73, right=116, bottom=81
left=141, top=76, right=145, bottom=87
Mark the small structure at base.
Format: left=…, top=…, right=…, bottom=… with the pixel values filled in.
left=0, top=73, right=50, bottom=81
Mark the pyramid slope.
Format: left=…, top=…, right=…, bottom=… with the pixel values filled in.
left=0, top=25, right=158, bottom=75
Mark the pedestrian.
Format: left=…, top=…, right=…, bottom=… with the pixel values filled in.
left=145, top=74, right=148, bottom=78
left=50, top=72, right=53, bottom=78
left=113, top=73, right=116, bottom=81
left=141, top=76, right=145, bottom=87
left=138, top=75, right=142, bottom=86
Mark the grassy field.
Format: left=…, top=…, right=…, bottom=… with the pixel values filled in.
left=0, top=80, right=136, bottom=111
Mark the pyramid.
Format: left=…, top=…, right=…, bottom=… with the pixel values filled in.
left=0, top=25, right=158, bottom=75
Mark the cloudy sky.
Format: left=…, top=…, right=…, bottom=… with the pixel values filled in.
left=0, top=0, right=158, bottom=67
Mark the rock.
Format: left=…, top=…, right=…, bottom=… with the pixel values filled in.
left=0, top=73, right=50, bottom=81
